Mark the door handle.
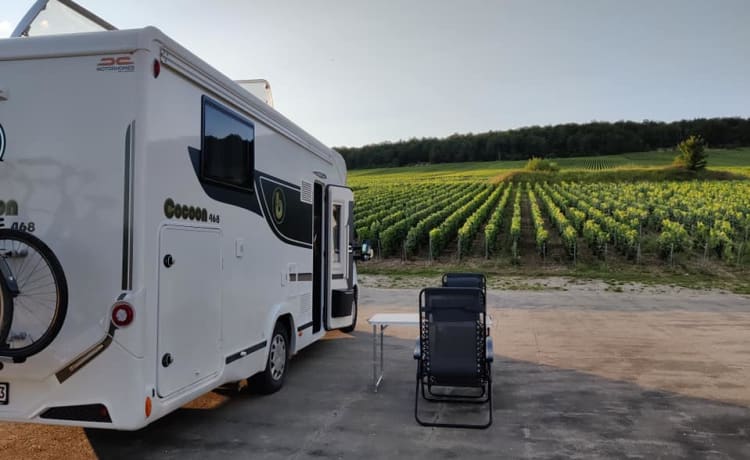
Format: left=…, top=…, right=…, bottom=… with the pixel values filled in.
left=163, top=254, right=174, bottom=268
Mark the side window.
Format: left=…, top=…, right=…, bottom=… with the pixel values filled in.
left=332, top=204, right=341, bottom=264
left=201, top=97, right=255, bottom=191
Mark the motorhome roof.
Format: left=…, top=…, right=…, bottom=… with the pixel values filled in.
left=0, top=27, right=342, bottom=168
left=0, top=28, right=146, bottom=61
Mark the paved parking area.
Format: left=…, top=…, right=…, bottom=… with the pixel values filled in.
left=4, top=285, right=750, bottom=459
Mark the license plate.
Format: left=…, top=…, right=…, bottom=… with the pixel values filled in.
left=0, top=382, right=7, bottom=405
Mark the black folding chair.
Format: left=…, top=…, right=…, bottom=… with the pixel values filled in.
left=414, top=287, right=493, bottom=429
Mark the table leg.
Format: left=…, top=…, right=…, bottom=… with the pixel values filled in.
left=372, top=324, right=377, bottom=392
left=372, top=324, right=388, bottom=392
left=380, top=324, right=384, bottom=384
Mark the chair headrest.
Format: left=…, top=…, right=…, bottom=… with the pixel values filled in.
left=442, top=273, right=486, bottom=290
left=421, top=287, right=485, bottom=313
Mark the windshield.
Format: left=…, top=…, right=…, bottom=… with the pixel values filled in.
left=13, top=0, right=116, bottom=38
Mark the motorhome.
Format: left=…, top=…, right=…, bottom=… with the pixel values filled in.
left=0, top=0, right=365, bottom=430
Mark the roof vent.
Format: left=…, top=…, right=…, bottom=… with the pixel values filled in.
left=300, top=180, right=313, bottom=204
left=235, top=79, right=274, bottom=107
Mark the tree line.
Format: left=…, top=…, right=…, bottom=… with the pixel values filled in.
left=335, top=117, right=750, bottom=169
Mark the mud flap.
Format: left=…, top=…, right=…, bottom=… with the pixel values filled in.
left=331, top=289, right=354, bottom=318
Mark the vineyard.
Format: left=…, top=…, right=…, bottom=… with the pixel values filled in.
left=581, top=158, right=616, bottom=170
left=352, top=180, right=750, bottom=267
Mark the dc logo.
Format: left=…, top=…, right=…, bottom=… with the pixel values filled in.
left=0, top=124, right=5, bottom=161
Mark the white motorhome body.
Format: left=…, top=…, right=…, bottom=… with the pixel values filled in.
left=0, top=23, right=358, bottom=429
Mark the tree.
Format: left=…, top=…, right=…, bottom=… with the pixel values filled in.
left=525, top=157, right=559, bottom=172
left=674, top=135, right=708, bottom=171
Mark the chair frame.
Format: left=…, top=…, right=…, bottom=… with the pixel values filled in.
left=414, top=285, right=493, bottom=429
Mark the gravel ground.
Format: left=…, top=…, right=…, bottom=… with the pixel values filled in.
left=2, top=278, right=749, bottom=459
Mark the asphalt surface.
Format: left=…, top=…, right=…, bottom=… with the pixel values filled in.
left=78, top=286, right=750, bottom=460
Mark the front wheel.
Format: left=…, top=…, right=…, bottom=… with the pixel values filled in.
left=251, top=322, right=289, bottom=394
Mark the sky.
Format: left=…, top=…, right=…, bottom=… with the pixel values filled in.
left=2, top=0, right=749, bottom=148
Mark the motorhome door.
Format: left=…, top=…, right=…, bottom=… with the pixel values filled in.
left=324, top=185, right=355, bottom=330
left=157, top=226, right=222, bottom=397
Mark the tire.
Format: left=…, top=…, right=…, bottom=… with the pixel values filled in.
left=0, top=275, right=12, bottom=347
left=0, top=229, right=68, bottom=359
left=251, top=322, right=290, bottom=394
left=339, top=295, right=358, bottom=333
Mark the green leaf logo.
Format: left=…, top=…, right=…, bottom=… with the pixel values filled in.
left=272, top=188, right=286, bottom=224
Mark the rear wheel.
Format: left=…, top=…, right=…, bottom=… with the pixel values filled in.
left=0, top=229, right=68, bottom=359
left=0, top=275, right=12, bottom=347
left=251, top=322, right=289, bottom=394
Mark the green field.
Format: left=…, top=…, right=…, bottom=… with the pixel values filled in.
left=349, top=148, right=750, bottom=292
left=348, top=147, right=750, bottom=183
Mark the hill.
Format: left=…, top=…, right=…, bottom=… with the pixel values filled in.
left=349, top=147, right=750, bottom=184
left=338, top=118, right=750, bottom=170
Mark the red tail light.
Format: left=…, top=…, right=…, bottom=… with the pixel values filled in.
left=112, top=302, right=134, bottom=327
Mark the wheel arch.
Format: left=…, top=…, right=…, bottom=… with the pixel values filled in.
left=275, top=313, right=295, bottom=355
left=264, top=301, right=297, bottom=357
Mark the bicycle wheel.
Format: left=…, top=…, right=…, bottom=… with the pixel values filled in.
left=0, top=273, right=11, bottom=347
left=0, top=229, right=68, bottom=359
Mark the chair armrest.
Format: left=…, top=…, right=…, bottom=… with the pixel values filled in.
left=413, top=338, right=421, bottom=360
left=486, top=336, right=494, bottom=363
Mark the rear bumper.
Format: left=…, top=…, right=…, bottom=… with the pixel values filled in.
left=0, top=340, right=150, bottom=430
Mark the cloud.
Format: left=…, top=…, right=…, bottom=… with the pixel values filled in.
left=0, top=20, right=12, bottom=37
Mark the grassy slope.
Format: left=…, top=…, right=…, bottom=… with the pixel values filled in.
left=348, top=147, right=750, bottom=182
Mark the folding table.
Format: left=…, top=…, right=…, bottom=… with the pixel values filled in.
left=367, top=313, right=419, bottom=392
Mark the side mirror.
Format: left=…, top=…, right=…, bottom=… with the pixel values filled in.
left=354, top=241, right=374, bottom=261
left=362, top=242, right=374, bottom=261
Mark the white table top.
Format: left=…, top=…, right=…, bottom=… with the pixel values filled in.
left=368, top=313, right=419, bottom=326
left=368, top=312, right=492, bottom=326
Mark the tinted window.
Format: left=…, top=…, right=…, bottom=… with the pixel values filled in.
left=202, top=98, right=254, bottom=191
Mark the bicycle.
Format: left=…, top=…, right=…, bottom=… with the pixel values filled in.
left=0, top=229, right=68, bottom=361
